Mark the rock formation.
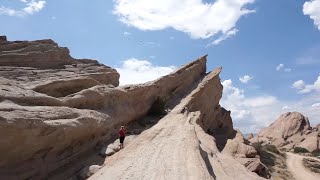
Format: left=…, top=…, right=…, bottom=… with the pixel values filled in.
left=251, top=112, right=320, bottom=152
left=0, top=36, right=267, bottom=179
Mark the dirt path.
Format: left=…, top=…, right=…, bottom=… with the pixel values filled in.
left=286, top=152, right=320, bottom=180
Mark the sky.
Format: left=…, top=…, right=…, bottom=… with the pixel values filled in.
left=1, top=0, right=320, bottom=133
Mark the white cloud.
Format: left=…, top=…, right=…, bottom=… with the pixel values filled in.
left=303, top=0, right=320, bottom=30
left=113, top=0, right=255, bottom=44
left=239, top=75, right=253, bottom=84
left=221, top=79, right=279, bottom=133
left=312, top=103, right=320, bottom=107
left=276, top=64, right=284, bottom=71
left=222, top=79, right=320, bottom=133
left=123, top=31, right=131, bottom=37
left=282, top=105, right=291, bottom=110
left=0, top=0, right=46, bottom=17
left=23, top=0, right=46, bottom=14
left=209, top=28, right=238, bottom=46
left=276, top=63, right=292, bottom=72
left=284, top=68, right=292, bottom=72
left=169, top=36, right=175, bottom=40
left=0, top=7, right=18, bottom=16
left=243, top=96, right=278, bottom=107
left=116, top=58, right=176, bottom=85
left=292, top=80, right=305, bottom=89
left=292, top=74, right=320, bottom=94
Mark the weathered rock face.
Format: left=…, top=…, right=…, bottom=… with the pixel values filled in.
left=0, top=36, right=74, bottom=68
left=90, top=64, right=265, bottom=180
left=251, top=112, right=320, bottom=152
left=0, top=36, right=266, bottom=180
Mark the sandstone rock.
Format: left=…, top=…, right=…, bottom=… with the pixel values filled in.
left=79, top=165, right=101, bottom=179
left=251, top=112, right=319, bottom=153
left=222, top=131, right=270, bottom=178
left=297, top=135, right=319, bottom=152
left=0, top=36, right=266, bottom=180
left=258, top=112, right=311, bottom=140
left=0, top=37, right=120, bottom=97
left=89, top=66, right=265, bottom=180
left=0, top=50, right=212, bottom=179
left=247, top=133, right=254, bottom=139
left=237, top=158, right=270, bottom=179
left=0, top=36, right=7, bottom=42
left=0, top=38, right=75, bottom=68
left=223, top=138, right=257, bottom=158
left=99, top=135, right=136, bottom=156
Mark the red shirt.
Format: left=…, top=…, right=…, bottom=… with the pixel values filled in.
left=119, top=129, right=125, bottom=137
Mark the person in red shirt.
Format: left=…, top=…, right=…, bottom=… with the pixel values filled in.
left=119, top=126, right=126, bottom=149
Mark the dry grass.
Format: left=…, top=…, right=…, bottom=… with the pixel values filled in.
left=252, top=142, right=294, bottom=180
left=303, top=158, right=320, bottom=174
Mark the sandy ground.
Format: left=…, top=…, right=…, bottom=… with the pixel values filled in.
left=286, top=152, right=320, bottom=180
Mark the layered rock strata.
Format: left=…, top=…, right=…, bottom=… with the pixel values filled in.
left=0, top=36, right=267, bottom=179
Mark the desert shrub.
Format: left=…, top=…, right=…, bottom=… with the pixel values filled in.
left=311, top=150, right=320, bottom=157
left=294, top=147, right=309, bottom=153
left=303, top=158, right=320, bottom=173
left=279, top=148, right=288, bottom=152
left=148, top=97, right=167, bottom=115
left=264, top=144, right=280, bottom=154
left=252, top=142, right=262, bottom=151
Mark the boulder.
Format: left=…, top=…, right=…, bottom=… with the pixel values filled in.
left=251, top=112, right=319, bottom=152
left=79, top=165, right=102, bottom=179
left=297, top=135, right=319, bottom=152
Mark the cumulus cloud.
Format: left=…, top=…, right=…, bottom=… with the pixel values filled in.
left=221, top=79, right=279, bottom=133
left=116, top=58, right=176, bottom=85
left=0, top=0, right=46, bottom=17
left=292, top=74, right=320, bottom=94
left=222, top=79, right=320, bottom=133
left=239, top=75, right=253, bottom=84
left=303, top=0, right=320, bottom=30
left=292, top=80, right=305, bottom=89
left=113, top=0, right=255, bottom=44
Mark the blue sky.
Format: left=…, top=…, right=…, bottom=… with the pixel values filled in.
left=1, top=0, right=320, bottom=133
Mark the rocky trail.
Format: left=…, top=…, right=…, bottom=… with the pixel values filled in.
left=286, top=153, right=320, bottom=180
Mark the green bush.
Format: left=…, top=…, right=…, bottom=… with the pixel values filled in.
left=294, top=147, right=309, bottom=153
left=311, top=150, right=320, bottom=157
left=264, top=144, right=280, bottom=154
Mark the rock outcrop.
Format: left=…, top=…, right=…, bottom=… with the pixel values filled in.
left=90, top=65, right=265, bottom=180
left=0, top=36, right=267, bottom=179
left=251, top=112, right=320, bottom=152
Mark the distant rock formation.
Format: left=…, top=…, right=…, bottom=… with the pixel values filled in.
left=0, top=36, right=267, bottom=179
left=251, top=112, right=320, bottom=152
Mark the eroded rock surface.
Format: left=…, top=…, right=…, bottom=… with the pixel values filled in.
left=0, top=36, right=267, bottom=180
left=251, top=112, right=320, bottom=152
left=89, top=68, right=265, bottom=180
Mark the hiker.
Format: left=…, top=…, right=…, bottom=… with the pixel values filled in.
left=119, top=126, right=126, bottom=149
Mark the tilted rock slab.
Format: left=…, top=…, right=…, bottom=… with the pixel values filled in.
left=89, top=68, right=265, bottom=180
left=0, top=36, right=266, bottom=179
left=0, top=46, right=210, bottom=179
